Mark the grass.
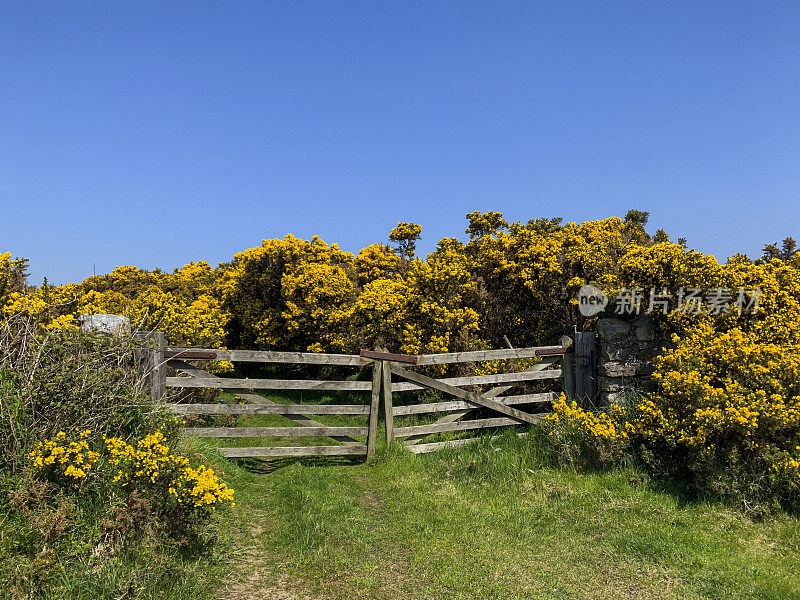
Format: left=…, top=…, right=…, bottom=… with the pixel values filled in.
left=190, top=410, right=800, bottom=600
left=10, top=387, right=797, bottom=600
left=0, top=482, right=225, bottom=600
left=37, top=541, right=223, bottom=600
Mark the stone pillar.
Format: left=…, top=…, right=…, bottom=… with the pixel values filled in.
left=596, top=315, right=660, bottom=405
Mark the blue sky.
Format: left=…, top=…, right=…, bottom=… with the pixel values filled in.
left=2, top=1, right=799, bottom=284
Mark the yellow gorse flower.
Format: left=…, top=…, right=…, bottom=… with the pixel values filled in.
left=29, top=429, right=97, bottom=479
left=30, top=429, right=234, bottom=509
left=543, top=395, right=628, bottom=441
left=104, top=429, right=234, bottom=508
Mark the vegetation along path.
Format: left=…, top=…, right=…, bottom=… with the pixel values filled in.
left=199, top=431, right=800, bottom=600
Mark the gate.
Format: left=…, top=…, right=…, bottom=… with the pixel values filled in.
left=368, top=340, right=571, bottom=454
left=140, top=336, right=585, bottom=458
left=163, top=348, right=380, bottom=459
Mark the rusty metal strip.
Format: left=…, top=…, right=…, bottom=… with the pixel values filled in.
left=164, top=350, right=218, bottom=360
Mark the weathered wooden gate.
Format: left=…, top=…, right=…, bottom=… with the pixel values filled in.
left=140, top=335, right=588, bottom=459
left=367, top=341, right=572, bottom=454
left=163, top=348, right=381, bottom=459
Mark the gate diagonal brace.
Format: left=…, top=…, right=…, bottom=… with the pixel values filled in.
left=389, top=364, right=540, bottom=426
left=401, top=356, right=559, bottom=445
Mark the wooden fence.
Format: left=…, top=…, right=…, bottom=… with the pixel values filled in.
left=140, top=333, right=595, bottom=459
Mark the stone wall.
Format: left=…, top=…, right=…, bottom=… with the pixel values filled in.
left=596, top=315, right=661, bottom=405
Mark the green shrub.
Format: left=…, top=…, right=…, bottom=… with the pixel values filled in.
left=0, top=315, right=166, bottom=479
left=0, top=316, right=232, bottom=598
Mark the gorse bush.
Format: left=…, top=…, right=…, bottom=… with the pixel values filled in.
left=30, top=428, right=234, bottom=534
left=543, top=396, right=631, bottom=470
left=1, top=211, right=664, bottom=353
left=540, top=225, right=800, bottom=513
left=1, top=211, right=795, bottom=358
left=5, top=426, right=233, bottom=596
left=3, top=210, right=800, bottom=515
left=29, top=429, right=100, bottom=483
left=104, top=429, right=234, bottom=519
left=544, top=308, right=800, bottom=513
left=0, top=320, right=235, bottom=597
left=1, top=259, right=228, bottom=345
left=0, top=315, right=164, bottom=478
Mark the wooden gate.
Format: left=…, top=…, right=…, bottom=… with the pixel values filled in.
left=140, top=336, right=581, bottom=459
left=367, top=340, right=572, bottom=454
left=162, top=348, right=381, bottom=459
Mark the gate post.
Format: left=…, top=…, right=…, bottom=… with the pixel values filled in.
left=560, top=334, right=575, bottom=399
left=366, top=360, right=381, bottom=458
left=382, top=360, right=394, bottom=445
left=151, top=331, right=166, bottom=403
left=134, top=330, right=166, bottom=402
left=574, top=331, right=597, bottom=406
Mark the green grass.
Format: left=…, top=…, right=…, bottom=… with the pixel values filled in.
left=37, top=542, right=223, bottom=600
left=0, top=483, right=226, bottom=600
left=12, top=388, right=797, bottom=600
left=193, top=420, right=800, bottom=600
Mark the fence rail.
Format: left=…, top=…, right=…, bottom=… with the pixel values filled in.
left=217, top=445, right=368, bottom=458
left=413, top=345, right=568, bottom=365
left=166, top=376, right=372, bottom=391
left=390, top=369, right=562, bottom=392
left=166, top=348, right=370, bottom=366
left=167, top=403, right=371, bottom=415
left=140, top=338, right=587, bottom=459
left=391, top=392, right=556, bottom=416
left=183, top=426, right=369, bottom=438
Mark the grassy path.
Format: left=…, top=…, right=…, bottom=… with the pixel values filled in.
left=195, top=431, right=800, bottom=600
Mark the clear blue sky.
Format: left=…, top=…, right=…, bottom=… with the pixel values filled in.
left=2, top=1, right=799, bottom=285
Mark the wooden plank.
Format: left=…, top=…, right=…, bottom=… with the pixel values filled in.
left=414, top=345, right=568, bottom=365
left=166, top=347, right=368, bottom=366
left=406, top=431, right=531, bottom=454
left=218, top=445, right=367, bottom=458
left=392, top=392, right=556, bottom=415
left=366, top=361, right=381, bottom=458
left=390, top=365, right=540, bottom=425
left=382, top=360, right=394, bottom=444
left=167, top=403, right=370, bottom=415
left=360, top=349, right=418, bottom=364
left=394, top=416, right=536, bottom=438
left=166, top=376, right=372, bottom=391
left=183, top=426, right=368, bottom=438
left=169, top=362, right=364, bottom=446
left=391, top=369, right=562, bottom=392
